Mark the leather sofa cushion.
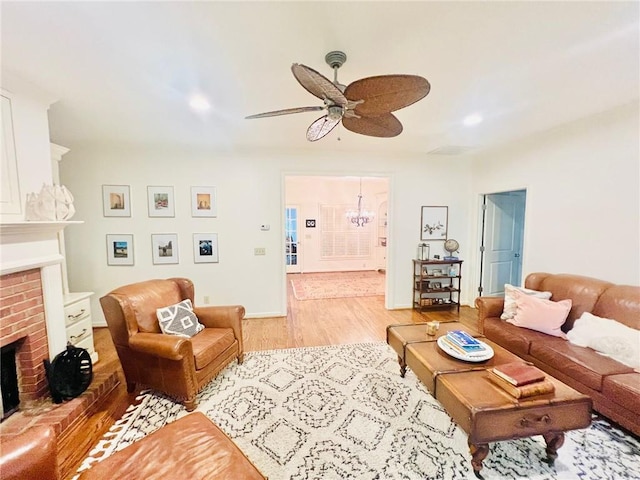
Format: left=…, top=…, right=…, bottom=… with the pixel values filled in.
left=191, top=328, right=236, bottom=370
left=602, top=373, right=640, bottom=410
left=78, top=412, right=265, bottom=479
left=483, top=317, right=551, bottom=357
left=525, top=273, right=613, bottom=331
left=529, top=340, right=634, bottom=392
left=591, top=285, right=640, bottom=331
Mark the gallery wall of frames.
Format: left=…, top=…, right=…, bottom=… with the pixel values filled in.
left=102, top=184, right=219, bottom=266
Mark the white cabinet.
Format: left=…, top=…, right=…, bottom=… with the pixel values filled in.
left=63, top=292, right=98, bottom=363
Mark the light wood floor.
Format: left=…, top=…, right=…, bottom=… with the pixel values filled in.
left=74, top=278, right=478, bottom=478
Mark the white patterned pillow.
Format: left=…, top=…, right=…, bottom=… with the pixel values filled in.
left=156, top=299, right=204, bottom=337
left=501, top=283, right=552, bottom=320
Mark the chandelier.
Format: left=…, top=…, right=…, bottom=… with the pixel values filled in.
left=346, top=178, right=375, bottom=227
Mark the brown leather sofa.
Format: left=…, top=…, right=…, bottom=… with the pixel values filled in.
left=1, top=413, right=266, bottom=479
left=77, top=412, right=265, bottom=479
left=475, top=272, right=640, bottom=436
left=0, top=425, right=58, bottom=480
left=100, top=278, right=245, bottom=411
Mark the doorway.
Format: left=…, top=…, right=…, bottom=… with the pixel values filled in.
left=478, top=189, right=526, bottom=297
left=283, top=175, right=389, bottom=303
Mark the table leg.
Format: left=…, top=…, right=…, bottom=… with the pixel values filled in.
left=542, top=431, right=565, bottom=465
left=468, top=441, right=489, bottom=479
left=398, top=355, right=407, bottom=378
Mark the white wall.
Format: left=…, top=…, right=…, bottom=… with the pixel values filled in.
left=59, top=147, right=473, bottom=323
left=469, top=102, right=640, bottom=288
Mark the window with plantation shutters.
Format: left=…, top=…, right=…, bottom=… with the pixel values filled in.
left=320, top=204, right=372, bottom=258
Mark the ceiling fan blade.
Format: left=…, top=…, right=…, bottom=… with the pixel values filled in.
left=306, top=115, right=340, bottom=142
left=292, top=63, right=347, bottom=107
left=344, top=75, right=430, bottom=117
left=342, top=113, right=403, bottom=138
left=245, top=106, right=324, bottom=119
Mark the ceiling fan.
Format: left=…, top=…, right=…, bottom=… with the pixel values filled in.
left=245, top=51, right=430, bottom=141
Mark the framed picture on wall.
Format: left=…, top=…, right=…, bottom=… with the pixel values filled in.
left=191, top=186, right=217, bottom=217
left=103, top=185, right=131, bottom=217
left=151, top=233, right=179, bottom=265
left=193, top=233, right=219, bottom=263
left=147, top=186, right=175, bottom=217
left=106, top=234, right=134, bottom=266
left=420, top=206, right=448, bottom=241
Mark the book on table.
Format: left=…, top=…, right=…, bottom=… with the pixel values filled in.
left=440, top=334, right=488, bottom=359
left=445, top=330, right=485, bottom=351
left=492, top=362, right=546, bottom=386
left=487, top=370, right=555, bottom=399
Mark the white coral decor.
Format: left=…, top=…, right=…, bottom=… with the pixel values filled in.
left=25, top=184, right=76, bottom=221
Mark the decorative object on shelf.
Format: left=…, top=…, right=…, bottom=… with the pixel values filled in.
left=448, top=264, right=458, bottom=277
left=151, top=233, right=179, bottom=265
left=417, top=242, right=430, bottom=260
left=25, top=183, right=76, bottom=221
left=431, top=268, right=443, bottom=277
left=103, top=185, right=131, bottom=217
left=444, top=238, right=460, bottom=260
left=346, top=178, right=374, bottom=227
left=147, top=186, right=175, bottom=217
left=193, top=233, right=219, bottom=263
left=106, top=234, right=134, bottom=266
left=191, top=186, right=217, bottom=217
left=421, top=206, right=448, bottom=241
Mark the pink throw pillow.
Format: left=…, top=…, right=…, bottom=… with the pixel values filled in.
left=506, top=289, right=571, bottom=338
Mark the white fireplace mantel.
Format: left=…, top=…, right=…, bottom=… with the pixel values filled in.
left=0, top=221, right=81, bottom=275
left=0, top=220, right=82, bottom=240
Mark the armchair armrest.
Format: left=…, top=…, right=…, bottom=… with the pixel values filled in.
left=195, top=305, right=245, bottom=334
left=195, top=305, right=246, bottom=357
left=0, top=425, right=59, bottom=480
left=474, top=296, right=505, bottom=333
left=129, top=332, right=193, bottom=361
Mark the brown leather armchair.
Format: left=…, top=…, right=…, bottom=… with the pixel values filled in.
left=100, top=278, right=245, bottom=411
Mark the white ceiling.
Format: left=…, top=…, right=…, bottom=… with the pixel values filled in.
left=2, top=1, right=639, bottom=156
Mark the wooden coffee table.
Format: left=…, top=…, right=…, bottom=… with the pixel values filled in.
left=386, top=321, right=480, bottom=377
left=388, top=324, right=592, bottom=478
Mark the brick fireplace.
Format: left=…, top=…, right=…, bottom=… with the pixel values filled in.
left=0, top=222, right=122, bottom=477
left=1, top=268, right=50, bottom=414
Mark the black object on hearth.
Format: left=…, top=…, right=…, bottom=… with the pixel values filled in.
left=44, top=344, right=93, bottom=403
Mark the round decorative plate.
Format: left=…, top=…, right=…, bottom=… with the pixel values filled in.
left=437, top=336, right=494, bottom=362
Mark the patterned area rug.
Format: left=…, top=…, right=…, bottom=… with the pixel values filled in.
left=290, top=271, right=385, bottom=300
left=77, top=343, right=640, bottom=479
